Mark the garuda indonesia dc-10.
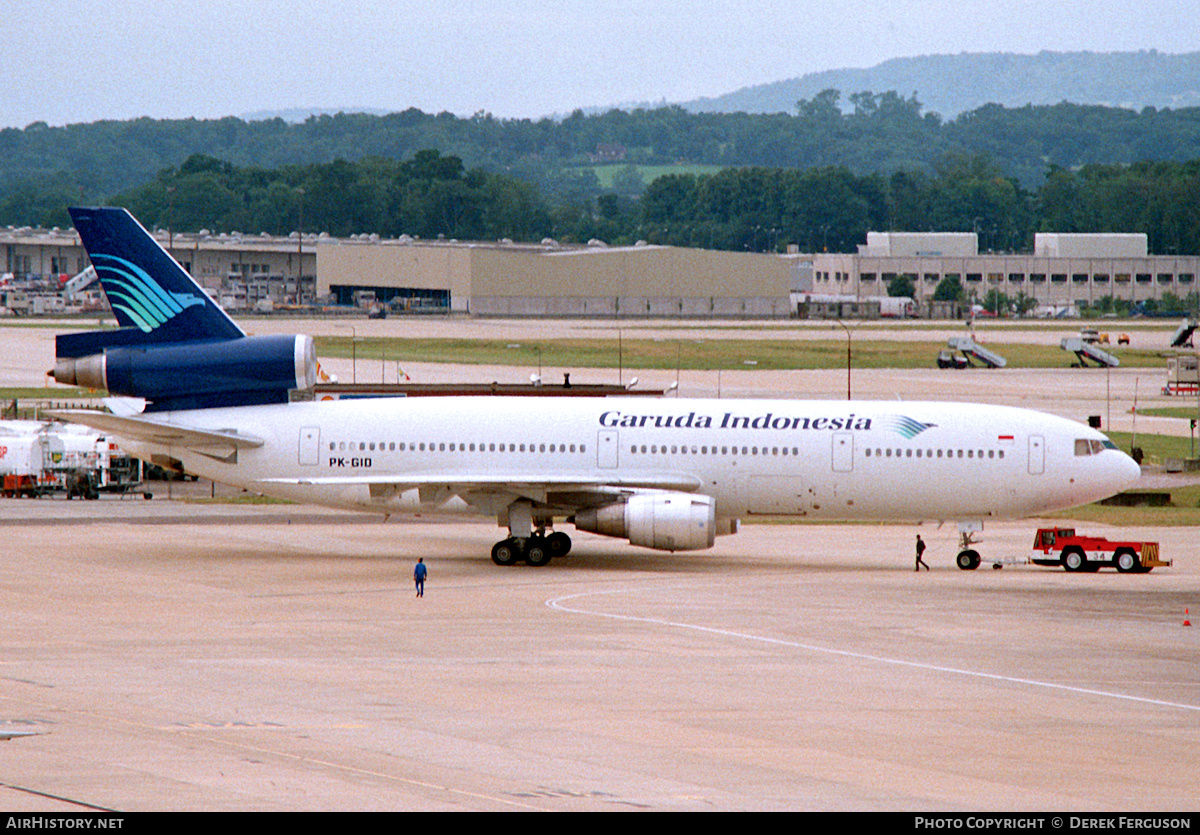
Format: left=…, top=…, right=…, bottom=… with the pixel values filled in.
left=49, top=208, right=1140, bottom=569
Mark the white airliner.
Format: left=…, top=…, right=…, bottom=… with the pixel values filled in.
left=49, top=208, right=1142, bottom=569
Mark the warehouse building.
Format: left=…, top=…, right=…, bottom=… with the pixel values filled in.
left=1, top=224, right=318, bottom=310
left=3, top=224, right=1197, bottom=318
left=812, top=231, right=1200, bottom=314
left=316, top=237, right=801, bottom=317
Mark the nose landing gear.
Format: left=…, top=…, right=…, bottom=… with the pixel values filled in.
left=955, top=521, right=984, bottom=570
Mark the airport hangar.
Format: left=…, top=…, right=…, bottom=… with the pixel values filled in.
left=4, top=224, right=1199, bottom=317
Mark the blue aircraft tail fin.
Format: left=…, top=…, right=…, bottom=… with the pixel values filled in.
left=67, top=207, right=244, bottom=345
left=56, top=208, right=312, bottom=412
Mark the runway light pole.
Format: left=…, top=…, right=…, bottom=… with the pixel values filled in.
left=835, top=319, right=852, bottom=400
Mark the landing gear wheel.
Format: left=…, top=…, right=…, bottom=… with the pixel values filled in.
left=546, top=531, right=572, bottom=558
left=491, top=539, right=521, bottom=566
left=1115, top=548, right=1140, bottom=573
left=524, top=539, right=552, bottom=567
left=1061, top=547, right=1086, bottom=572
left=956, top=550, right=981, bottom=570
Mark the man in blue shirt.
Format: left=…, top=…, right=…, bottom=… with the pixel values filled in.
left=414, top=558, right=427, bottom=598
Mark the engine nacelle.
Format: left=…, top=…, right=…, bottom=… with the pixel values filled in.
left=573, top=492, right=716, bottom=552
left=53, top=334, right=317, bottom=411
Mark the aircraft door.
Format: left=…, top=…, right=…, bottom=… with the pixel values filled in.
left=831, top=432, right=853, bottom=473
left=1028, top=434, right=1045, bottom=475
left=299, top=426, right=320, bottom=466
left=597, top=429, right=619, bottom=469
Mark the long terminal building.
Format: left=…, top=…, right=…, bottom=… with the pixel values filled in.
left=3, top=224, right=1197, bottom=318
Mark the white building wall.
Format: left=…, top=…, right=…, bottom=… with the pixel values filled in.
left=1035, top=233, right=1149, bottom=258
left=861, top=232, right=979, bottom=258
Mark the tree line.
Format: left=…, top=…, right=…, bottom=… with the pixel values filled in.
left=3, top=90, right=1200, bottom=227
left=633, top=154, right=1200, bottom=255
left=110, top=151, right=551, bottom=242
left=64, top=151, right=1200, bottom=257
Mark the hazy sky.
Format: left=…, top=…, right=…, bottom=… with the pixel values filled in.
left=4, top=0, right=1197, bottom=128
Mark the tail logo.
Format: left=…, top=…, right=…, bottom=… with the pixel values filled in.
left=882, top=415, right=937, bottom=438
left=91, top=253, right=207, bottom=333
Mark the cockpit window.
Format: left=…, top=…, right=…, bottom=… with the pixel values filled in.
left=1076, top=438, right=1114, bottom=456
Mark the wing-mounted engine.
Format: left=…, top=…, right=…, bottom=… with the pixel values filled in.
left=53, top=333, right=317, bottom=412
left=572, top=492, right=717, bottom=552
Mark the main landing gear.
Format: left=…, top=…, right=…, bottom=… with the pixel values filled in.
left=490, top=531, right=572, bottom=567
left=493, top=500, right=572, bottom=566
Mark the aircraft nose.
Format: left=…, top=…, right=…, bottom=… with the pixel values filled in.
left=1112, top=450, right=1142, bottom=491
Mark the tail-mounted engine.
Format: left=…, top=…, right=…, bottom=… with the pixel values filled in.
left=53, top=333, right=317, bottom=412
left=573, top=492, right=716, bottom=552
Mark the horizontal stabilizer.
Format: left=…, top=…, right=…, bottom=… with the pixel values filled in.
left=56, top=326, right=201, bottom=360
left=44, top=409, right=264, bottom=449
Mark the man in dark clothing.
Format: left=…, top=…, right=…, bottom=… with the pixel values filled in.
left=915, top=535, right=929, bottom=571
left=414, top=558, right=427, bottom=597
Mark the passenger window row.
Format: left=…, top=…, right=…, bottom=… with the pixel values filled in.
left=627, top=444, right=1007, bottom=460
left=865, top=448, right=1005, bottom=460
left=629, top=444, right=802, bottom=456
left=328, top=441, right=587, bottom=454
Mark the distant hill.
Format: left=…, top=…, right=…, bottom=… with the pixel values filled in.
left=240, top=106, right=390, bottom=122
left=683, top=51, right=1200, bottom=117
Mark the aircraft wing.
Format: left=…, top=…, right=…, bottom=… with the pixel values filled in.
left=257, top=473, right=703, bottom=508
left=45, top=408, right=696, bottom=505
left=44, top=410, right=265, bottom=449
left=257, top=474, right=700, bottom=489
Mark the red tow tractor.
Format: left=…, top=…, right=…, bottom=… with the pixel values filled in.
left=1031, top=527, right=1171, bottom=573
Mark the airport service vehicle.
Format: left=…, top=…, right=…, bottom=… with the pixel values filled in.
left=0, top=420, right=145, bottom=499
left=48, top=208, right=1141, bottom=567
left=0, top=432, right=43, bottom=497
left=1031, top=527, right=1169, bottom=573
left=1164, top=355, right=1200, bottom=395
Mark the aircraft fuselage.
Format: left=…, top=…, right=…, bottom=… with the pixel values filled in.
left=126, top=395, right=1139, bottom=525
